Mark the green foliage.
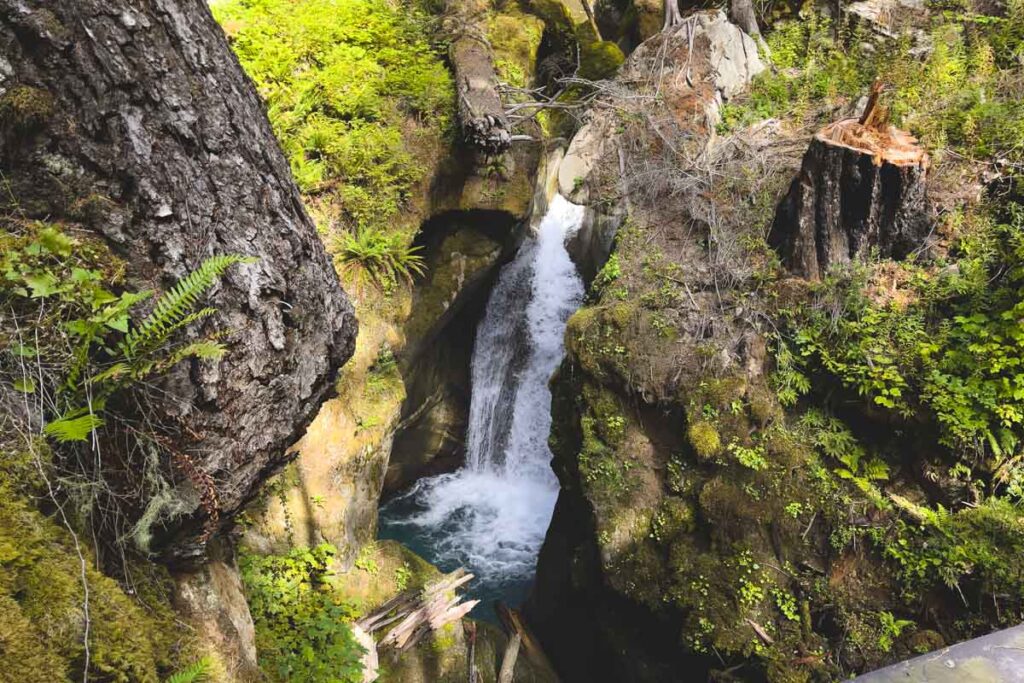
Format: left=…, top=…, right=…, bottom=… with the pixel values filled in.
left=335, top=226, right=425, bottom=290
left=881, top=497, right=1024, bottom=618
left=394, top=563, right=412, bottom=591
left=721, top=10, right=1024, bottom=163
left=355, top=543, right=380, bottom=575
left=799, top=410, right=889, bottom=493
left=240, top=544, right=365, bottom=683
left=592, top=253, right=622, bottom=294
left=876, top=612, right=914, bottom=653
left=786, top=200, right=1024, bottom=462
left=728, top=441, right=769, bottom=471
left=214, top=0, right=453, bottom=234
left=165, top=657, right=214, bottom=683
left=2, top=224, right=252, bottom=442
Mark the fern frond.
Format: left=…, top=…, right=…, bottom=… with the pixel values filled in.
left=155, top=341, right=227, bottom=374
left=44, top=411, right=105, bottom=442
left=165, top=656, right=214, bottom=683
left=89, top=362, right=131, bottom=385
left=122, top=255, right=256, bottom=359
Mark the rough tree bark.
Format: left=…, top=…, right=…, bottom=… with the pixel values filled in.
left=447, top=0, right=512, bottom=154
left=729, top=0, right=761, bottom=37
left=769, top=107, right=930, bottom=281
left=0, top=1, right=357, bottom=564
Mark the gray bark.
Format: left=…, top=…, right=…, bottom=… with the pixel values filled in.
left=769, top=130, right=930, bottom=281
left=729, top=0, right=761, bottom=37
left=0, top=0, right=357, bottom=565
left=663, top=0, right=684, bottom=30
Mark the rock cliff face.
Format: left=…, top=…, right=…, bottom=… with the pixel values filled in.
left=241, top=144, right=548, bottom=565
left=0, top=0, right=356, bottom=565
left=525, top=11, right=993, bottom=682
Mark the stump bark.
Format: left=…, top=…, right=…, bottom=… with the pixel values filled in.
left=448, top=0, right=512, bottom=154
left=769, top=116, right=930, bottom=280
left=0, top=0, right=357, bottom=564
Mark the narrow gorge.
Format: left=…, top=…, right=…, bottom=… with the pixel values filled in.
left=2, top=0, right=1024, bottom=682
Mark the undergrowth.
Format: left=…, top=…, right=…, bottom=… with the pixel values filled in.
left=214, top=0, right=453, bottom=288
left=240, top=543, right=364, bottom=683
left=720, top=6, right=1024, bottom=164
left=1, top=219, right=250, bottom=554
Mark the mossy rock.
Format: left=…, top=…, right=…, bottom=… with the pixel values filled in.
left=488, top=9, right=546, bottom=88
left=0, top=482, right=191, bottom=681
left=688, top=420, right=722, bottom=461
left=579, top=39, right=625, bottom=80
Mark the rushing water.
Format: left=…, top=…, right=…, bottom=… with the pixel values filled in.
left=379, top=194, right=586, bottom=620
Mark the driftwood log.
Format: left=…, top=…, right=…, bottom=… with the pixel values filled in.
left=447, top=0, right=511, bottom=154
left=496, top=602, right=557, bottom=675
left=769, top=91, right=930, bottom=281
left=498, top=632, right=522, bottom=683
left=358, top=569, right=479, bottom=653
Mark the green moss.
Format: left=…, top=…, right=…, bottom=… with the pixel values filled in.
left=578, top=39, right=625, bottom=80
left=488, top=9, right=545, bottom=89
left=650, top=497, right=696, bottom=543
left=0, top=479, right=190, bottom=682
left=687, top=421, right=722, bottom=461
left=214, top=0, right=454, bottom=240
left=0, top=85, right=55, bottom=133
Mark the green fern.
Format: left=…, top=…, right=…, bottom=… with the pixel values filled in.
left=165, top=656, right=214, bottom=683
left=45, top=254, right=255, bottom=442
left=43, top=409, right=105, bottom=443
left=122, top=254, right=256, bottom=359
left=335, top=228, right=425, bottom=289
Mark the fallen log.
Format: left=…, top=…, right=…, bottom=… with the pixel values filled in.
left=495, top=602, right=557, bottom=675
left=769, top=90, right=930, bottom=280
left=498, top=632, right=522, bottom=683
left=447, top=0, right=512, bottom=154
left=465, top=621, right=478, bottom=683
left=365, top=568, right=479, bottom=654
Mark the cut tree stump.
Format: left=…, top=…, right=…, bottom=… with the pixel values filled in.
left=769, top=96, right=930, bottom=281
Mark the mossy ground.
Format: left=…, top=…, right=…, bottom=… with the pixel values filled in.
left=0, top=440, right=204, bottom=682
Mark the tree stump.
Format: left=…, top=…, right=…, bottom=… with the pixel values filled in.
left=769, top=114, right=930, bottom=281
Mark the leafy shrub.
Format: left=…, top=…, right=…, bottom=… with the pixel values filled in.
left=784, top=198, right=1024, bottom=462
left=240, top=544, right=364, bottom=682
left=720, top=10, right=1024, bottom=163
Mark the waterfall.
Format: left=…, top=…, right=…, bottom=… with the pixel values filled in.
left=379, top=194, right=586, bottom=606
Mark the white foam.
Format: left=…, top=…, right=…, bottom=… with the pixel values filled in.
left=385, top=195, right=586, bottom=585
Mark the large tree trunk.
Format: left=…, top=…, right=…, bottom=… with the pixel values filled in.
left=0, top=0, right=357, bottom=565
left=769, top=116, right=930, bottom=280
left=448, top=0, right=512, bottom=154
left=729, top=0, right=761, bottom=37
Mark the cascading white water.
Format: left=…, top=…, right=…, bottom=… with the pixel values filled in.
left=379, top=194, right=585, bottom=606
